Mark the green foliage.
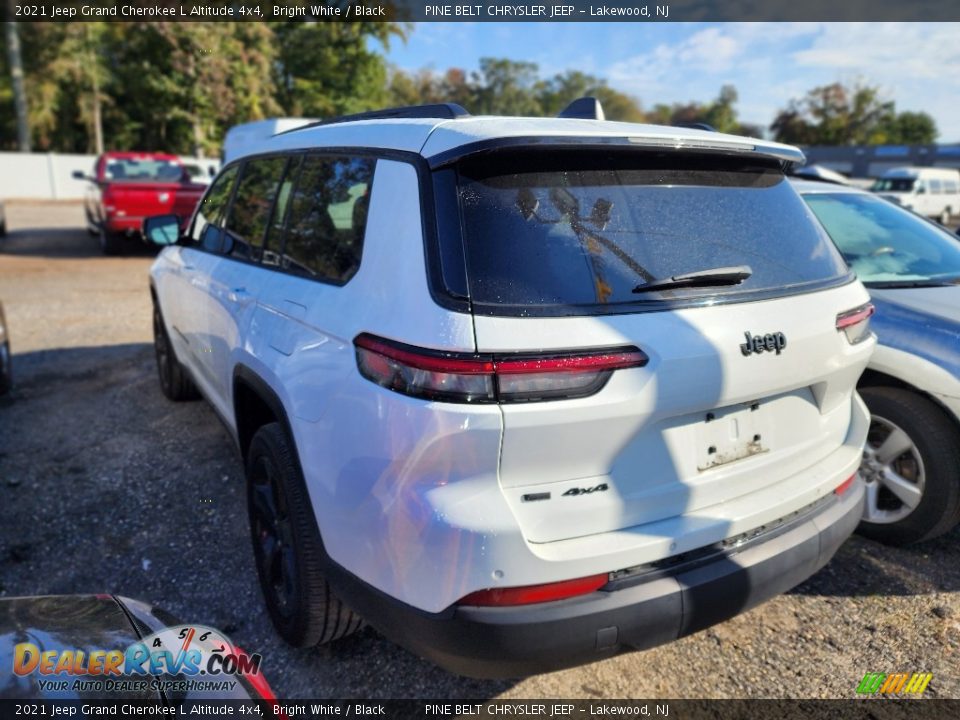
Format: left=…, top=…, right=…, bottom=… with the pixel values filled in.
left=770, top=82, right=938, bottom=146
left=387, top=61, right=645, bottom=122
left=646, top=85, right=757, bottom=135
left=5, top=24, right=939, bottom=156
left=0, top=21, right=404, bottom=155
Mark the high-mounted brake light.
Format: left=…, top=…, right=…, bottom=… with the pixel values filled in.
left=354, top=334, right=648, bottom=404
left=836, top=303, right=875, bottom=345
left=458, top=574, right=609, bottom=607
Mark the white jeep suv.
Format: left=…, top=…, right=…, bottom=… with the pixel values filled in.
left=146, top=101, right=874, bottom=678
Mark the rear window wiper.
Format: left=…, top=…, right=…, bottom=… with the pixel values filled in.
left=632, top=265, right=753, bottom=293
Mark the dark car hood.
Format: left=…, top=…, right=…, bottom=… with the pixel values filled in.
left=870, top=286, right=960, bottom=379
left=0, top=595, right=160, bottom=700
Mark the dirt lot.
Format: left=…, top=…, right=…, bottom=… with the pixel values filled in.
left=1, top=202, right=958, bottom=700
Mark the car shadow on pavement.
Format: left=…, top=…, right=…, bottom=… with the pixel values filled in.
left=790, top=527, right=960, bottom=598
left=0, top=226, right=156, bottom=258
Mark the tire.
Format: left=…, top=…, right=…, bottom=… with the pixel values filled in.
left=84, top=210, right=97, bottom=237
left=857, top=387, right=960, bottom=546
left=99, top=227, right=124, bottom=256
left=246, top=422, right=364, bottom=647
left=0, top=340, right=11, bottom=395
left=938, top=207, right=952, bottom=226
left=152, top=303, right=199, bottom=401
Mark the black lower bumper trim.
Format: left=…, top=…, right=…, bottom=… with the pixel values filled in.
left=323, top=483, right=864, bottom=679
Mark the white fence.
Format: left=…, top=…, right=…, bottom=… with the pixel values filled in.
left=0, top=152, right=219, bottom=201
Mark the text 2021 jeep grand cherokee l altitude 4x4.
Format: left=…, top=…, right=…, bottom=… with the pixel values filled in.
left=145, top=101, right=875, bottom=678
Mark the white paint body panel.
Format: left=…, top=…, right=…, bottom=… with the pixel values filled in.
left=151, top=119, right=874, bottom=614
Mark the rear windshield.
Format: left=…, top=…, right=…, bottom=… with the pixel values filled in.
left=103, top=157, right=183, bottom=183
left=454, top=152, right=850, bottom=313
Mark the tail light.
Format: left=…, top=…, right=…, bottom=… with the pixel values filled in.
left=458, top=574, right=609, bottom=607
left=354, top=333, right=648, bottom=404
left=834, top=473, right=857, bottom=496
left=836, top=303, right=875, bottom=345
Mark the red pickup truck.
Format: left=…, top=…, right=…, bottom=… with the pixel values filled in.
left=75, top=152, right=206, bottom=255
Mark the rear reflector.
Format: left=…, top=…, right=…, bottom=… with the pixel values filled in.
left=834, top=473, right=857, bottom=496
left=836, top=303, right=875, bottom=345
left=354, top=333, right=647, bottom=404
left=458, top=574, right=609, bottom=607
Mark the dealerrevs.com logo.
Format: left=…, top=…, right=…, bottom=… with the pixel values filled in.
left=13, top=624, right=263, bottom=694
left=856, top=672, right=933, bottom=696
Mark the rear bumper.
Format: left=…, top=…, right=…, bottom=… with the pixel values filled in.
left=104, top=216, right=144, bottom=234
left=330, top=478, right=863, bottom=679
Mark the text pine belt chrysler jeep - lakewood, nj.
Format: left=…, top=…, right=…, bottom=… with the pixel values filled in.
left=144, top=99, right=875, bottom=678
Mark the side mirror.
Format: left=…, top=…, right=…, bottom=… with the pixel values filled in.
left=71, top=170, right=88, bottom=181
left=916, top=185, right=926, bottom=195
left=143, top=214, right=181, bottom=246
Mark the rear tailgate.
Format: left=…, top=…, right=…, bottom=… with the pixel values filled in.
left=107, top=182, right=181, bottom=219
left=474, top=283, right=872, bottom=543
left=451, top=149, right=873, bottom=544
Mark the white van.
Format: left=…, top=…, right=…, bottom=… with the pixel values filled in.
left=222, top=118, right=317, bottom=163
left=871, top=167, right=960, bottom=224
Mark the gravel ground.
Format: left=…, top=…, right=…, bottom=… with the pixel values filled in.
left=0, top=202, right=958, bottom=700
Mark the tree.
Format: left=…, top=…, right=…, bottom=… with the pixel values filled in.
left=471, top=58, right=540, bottom=116
left=645, top=85, right=751, bottom=134
left=271, top=22, right=407, bottom=118
left=770, top=82, right=937, bottom=146
left=4, top=11, right=29, bottom=151
left=880, top=111, right=938, bottom=145
left=535, top=70, right=643, bottom=122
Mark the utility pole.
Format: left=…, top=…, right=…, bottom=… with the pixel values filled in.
left=86, top=24, right=103, bottom=154
left=5, top=7, right=31, bottom=152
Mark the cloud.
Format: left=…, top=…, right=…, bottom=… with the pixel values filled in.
left=601, top=22, right=960, bottom=140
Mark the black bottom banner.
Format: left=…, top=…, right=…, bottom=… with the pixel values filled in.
left=0, top=699, right=957, bottom=720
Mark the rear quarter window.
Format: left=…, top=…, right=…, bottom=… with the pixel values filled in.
left=452, top=151, right=850, bottom=315
left=278, top=155, right=376, bottom=284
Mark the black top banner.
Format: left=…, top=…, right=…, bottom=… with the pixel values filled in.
left=6, top=0, right=960, bottom=22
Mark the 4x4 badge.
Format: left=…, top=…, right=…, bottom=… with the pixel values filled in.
left=740, top=331, right=787, bottom=356
left=562, top=483, right=609, bottom=497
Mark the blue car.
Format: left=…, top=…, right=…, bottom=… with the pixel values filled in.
left=796, top=180, right=960, bottom=545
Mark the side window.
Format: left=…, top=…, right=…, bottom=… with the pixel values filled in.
left=279, top=155, right=376, bottom=283
left=930, top=178, right=943, bottom=194
left=262, top=155, right=303, bottom=268
left=946, top=179, right=959, bottom=194
left=190, top=164, right=239, bottom=252
left=222, top=156, right=289, bottom=261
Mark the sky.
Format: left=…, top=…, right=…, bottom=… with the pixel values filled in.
left=384, top=22, right=960, bottom=142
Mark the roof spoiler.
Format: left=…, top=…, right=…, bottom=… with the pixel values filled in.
left=276, top=103, right=471, bottom=136
left=558, top=97, right=605, bottom=121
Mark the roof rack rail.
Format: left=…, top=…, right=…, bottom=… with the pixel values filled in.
left=558, top=97, right=606, bottom=121
left=276, top=104, right=471, bottom=136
